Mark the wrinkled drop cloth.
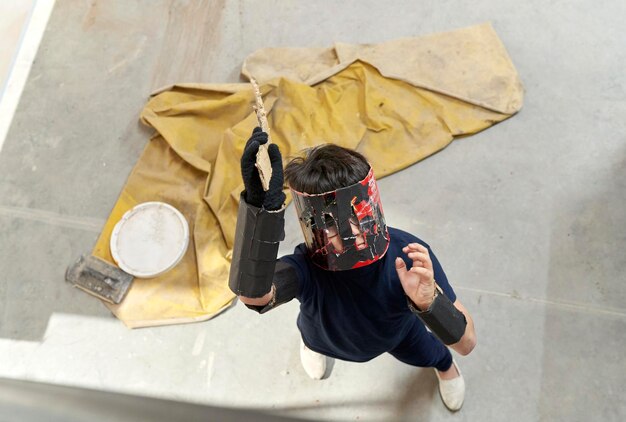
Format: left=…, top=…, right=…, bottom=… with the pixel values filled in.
left=92, top=23, right=523, bottom=328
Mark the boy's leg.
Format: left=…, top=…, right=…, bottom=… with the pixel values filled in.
left=388, top=325, right=453, bottom=371
left=388, top=323, right=464, bottom=411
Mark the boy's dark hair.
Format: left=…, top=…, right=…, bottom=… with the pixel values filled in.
left=284, top=144, right=370, bottom=194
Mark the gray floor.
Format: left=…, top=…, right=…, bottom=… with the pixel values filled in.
left=1, top=1, right=625, bottom=421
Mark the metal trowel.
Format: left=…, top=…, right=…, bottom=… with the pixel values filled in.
left=65, top=255, right=133, bottom=304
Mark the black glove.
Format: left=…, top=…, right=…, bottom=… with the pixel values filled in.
left=241, top=127, right=285, bottom=210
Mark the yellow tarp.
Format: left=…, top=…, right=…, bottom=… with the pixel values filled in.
left=92, top=23, right=523, bottom=328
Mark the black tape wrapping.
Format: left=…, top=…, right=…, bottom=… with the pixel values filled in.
left=245, top=260, right=300, bottom=314
left=408, top=290, right=467, bottom=345
left=229, top=194, right=285, bottom=298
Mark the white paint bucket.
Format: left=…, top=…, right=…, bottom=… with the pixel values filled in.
left=110, top=202, right=189, bottom=278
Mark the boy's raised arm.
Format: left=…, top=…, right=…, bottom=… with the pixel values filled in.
left=229, top=128, right=297, bottom=312
left=396, top=243, right=474, bottom=350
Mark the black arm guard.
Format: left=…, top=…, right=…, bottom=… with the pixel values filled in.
left=229, top=194, right=285, bottom=298
left=245, top=260, right=299, bottom=314
left=408, top=288, right=467, bottom=345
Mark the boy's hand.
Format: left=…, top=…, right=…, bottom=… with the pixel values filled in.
left=241, top=127, right=285, bottom=210
left=395, top=243, right=437, bottom=311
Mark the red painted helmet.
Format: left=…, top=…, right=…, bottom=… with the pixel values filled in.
left=291, top=167, right=389, bottom=271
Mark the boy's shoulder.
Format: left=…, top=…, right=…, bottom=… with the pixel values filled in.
left=387, top=226, right=430, bottom=249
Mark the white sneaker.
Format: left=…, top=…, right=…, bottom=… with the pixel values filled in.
left=299, top=339, right=326, bottom=380
left=434, top=359, right=465, bottom=411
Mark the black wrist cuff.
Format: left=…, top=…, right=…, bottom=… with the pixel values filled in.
left=408, top=289, right=467, bottom=345
left=229, top=194, right=285, bottom=298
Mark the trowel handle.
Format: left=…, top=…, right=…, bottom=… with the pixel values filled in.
left=251, top=77, right=272, bottom=191
left=255, top=143, right=272, bottom=191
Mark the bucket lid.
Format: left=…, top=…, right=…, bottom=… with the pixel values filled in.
left=110, top=202, right=189, bottom=278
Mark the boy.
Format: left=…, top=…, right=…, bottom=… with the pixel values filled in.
left=229, top=128, right=476, bottom=411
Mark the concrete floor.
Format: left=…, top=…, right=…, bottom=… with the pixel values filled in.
left=1, top=1, right=625, bottom=421
left=0, top=0, right=35, bottom=94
